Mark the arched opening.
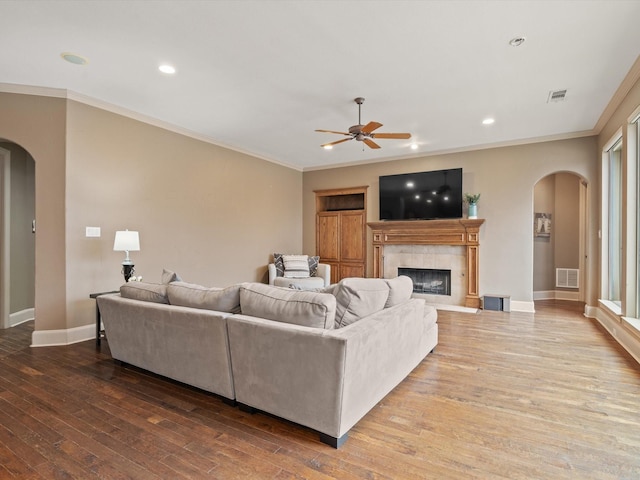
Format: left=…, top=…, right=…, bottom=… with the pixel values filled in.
left=0, top=141, right=36, bottom=331
left=533, top=171, right=587, bottom=303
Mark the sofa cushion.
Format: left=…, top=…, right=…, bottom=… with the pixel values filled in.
left=239, top=283, right=336, bottom=329
left=167, top=282, right=241, bottom=313
left=333, top=278, right=390, bottom=328
left=384, top=275, right=414, bottom=308
left=120, top=282, right=169, bottom=304
left=161, top=268, right=182, bottom=284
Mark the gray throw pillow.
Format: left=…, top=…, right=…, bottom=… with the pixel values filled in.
left=161, top=268, right=182, bottom=284
left=273, top=253, right=285, bottom=277
left=332, top=278, right=390, bottom=328
left=384, top=275, right=414, bottom=307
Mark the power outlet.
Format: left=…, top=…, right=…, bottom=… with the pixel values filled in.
left=86, top=227, right=101, bottom=238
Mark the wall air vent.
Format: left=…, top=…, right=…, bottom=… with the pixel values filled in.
left=548, top=89, right=567, bottom=103
left=556, top=268, right=579, bottom=288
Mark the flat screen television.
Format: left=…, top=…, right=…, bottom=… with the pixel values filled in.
left=379, top=168, right=463, bottom=220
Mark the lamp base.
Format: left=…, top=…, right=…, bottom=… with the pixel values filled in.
left=122, top=263, right=135, bottom=282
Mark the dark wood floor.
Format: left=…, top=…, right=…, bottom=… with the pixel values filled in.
left=1, top=300, right=639, bottom=479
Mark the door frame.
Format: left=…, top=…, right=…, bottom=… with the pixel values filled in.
left=0, top=147, right=10, bottom=329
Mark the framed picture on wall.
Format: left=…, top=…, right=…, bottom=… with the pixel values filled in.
left=534, top=212, right=552, bottom=237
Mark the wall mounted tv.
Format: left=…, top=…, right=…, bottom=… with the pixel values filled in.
left=379, top=168, right=463, bottom=220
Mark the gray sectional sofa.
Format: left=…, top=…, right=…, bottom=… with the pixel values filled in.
left=97, top=276, right=438, bottom=447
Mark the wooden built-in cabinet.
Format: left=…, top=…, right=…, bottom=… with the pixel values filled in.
left=315, top=186, right=368, bottom=283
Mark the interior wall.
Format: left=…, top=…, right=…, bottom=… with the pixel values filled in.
left=65, top=100, right=303, bottom=329
left=0, top=142, right=35, bottom=313
left=0, top=92, right=67, bottom=332
left=303, top=136, right=599, bottom=308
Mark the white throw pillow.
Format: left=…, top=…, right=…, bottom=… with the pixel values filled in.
left=283, top=254, right=310, bottom=278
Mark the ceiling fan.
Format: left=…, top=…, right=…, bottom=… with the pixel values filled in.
left=315, top=97, right=411, bottom=149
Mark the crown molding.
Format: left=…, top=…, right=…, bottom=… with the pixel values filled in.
left=593, top=53, right=640, bottom=134
left=0, top=82, right=303, bottom=173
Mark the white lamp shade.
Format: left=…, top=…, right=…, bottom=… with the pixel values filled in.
left=113, top=230, right=140, bottom=252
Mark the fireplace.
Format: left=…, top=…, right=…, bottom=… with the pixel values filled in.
left=399, top=268, right=452, bottom=296
left=368, top=219, right=485, bottom=308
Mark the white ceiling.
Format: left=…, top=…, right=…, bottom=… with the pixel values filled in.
left=2, top=0, right=640, bottom=170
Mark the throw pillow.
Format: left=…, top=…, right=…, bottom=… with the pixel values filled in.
left=240, top=283, right=336, bottom=329
left=161, top=268, right=182, bottom=284
left=384, top=275, right=414, bottom=308
left=167, top=281, right=242, bottom=313
left=283, top=254, right=310, bottom=278
left=332, top=278, right=390, bottom=328
left=308, top=255, right=320, bottom=277
left=120, top=282, right=169, bottom=304
left=273, top=253, right=285, bottom=277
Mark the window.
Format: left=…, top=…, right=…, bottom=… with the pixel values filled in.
left=607, top=139, right=623, bottom=307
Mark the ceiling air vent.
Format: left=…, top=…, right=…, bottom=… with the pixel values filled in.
left=547, top=89, right=567, bottom=103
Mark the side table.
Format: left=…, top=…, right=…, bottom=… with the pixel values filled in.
left=90, top=291, right=118, bottom=346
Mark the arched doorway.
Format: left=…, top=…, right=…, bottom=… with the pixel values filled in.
left=533, top=172, right=587, bottom=302
left=0, top=141, right=36, bottom=329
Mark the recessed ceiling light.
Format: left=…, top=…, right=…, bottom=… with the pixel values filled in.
left=410, top=143, right=418, bottom=150
left=482, top=118, right=495, bottom=125
left=509, top=37, right=526, bottom=47
left=60, top=52, right=88, bottom=65
left=159, top=64, right=176, bottom=74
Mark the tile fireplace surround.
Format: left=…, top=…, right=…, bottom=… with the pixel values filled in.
left=368, top=219, right=485, bottom=308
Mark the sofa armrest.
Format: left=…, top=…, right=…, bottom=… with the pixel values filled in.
left=316, top=263, right=331, bottom=286
left=267, top=263, right=277, bottom=285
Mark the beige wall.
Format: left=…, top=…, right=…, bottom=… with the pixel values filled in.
left=0, top=92, right=67, bottom=331
left=303, top=137, right=598, bottom=307
left=65, top=101, right=303, bottom=329
left=0, top=92, right=302, bottom=333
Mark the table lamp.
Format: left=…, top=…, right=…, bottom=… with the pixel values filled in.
left=113, top=230, right=140, bottom=282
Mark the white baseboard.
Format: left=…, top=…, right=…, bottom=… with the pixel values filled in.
left=427, top=303, right=478, bottom=313
left=533, top=290, right=581, bottom=301
left=584, top=305, right=640, bottom=365
left=510, top=300, right=536, bottom=313
left=9, top=308, right=34, bottom=327
left=31, top=323, right=95, bottom=347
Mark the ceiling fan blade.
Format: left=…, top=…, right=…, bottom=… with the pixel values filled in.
left=361, top=121, right=383, bottom=134
left=371, top=132, right=412, bottom=139
left=321, top=137, right=353, bottom=148
left=315, top=129, right=351, bottom=136
left=363, top=138, right=381, bottom=149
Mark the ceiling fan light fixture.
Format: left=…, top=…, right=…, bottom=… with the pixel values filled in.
left=323, top=145, right=333, bottom=150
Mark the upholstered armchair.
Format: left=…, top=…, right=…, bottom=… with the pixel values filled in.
left=268, top=262, right=331, bottom=289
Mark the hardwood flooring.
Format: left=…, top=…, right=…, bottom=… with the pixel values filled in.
left=1, top=300, right=639, bottom=479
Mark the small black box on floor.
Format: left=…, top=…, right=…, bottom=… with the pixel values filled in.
left=483, top=294, right=511, bottom=312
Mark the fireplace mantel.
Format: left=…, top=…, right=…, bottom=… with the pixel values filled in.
left=367, top=219, right=485, bottom=308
